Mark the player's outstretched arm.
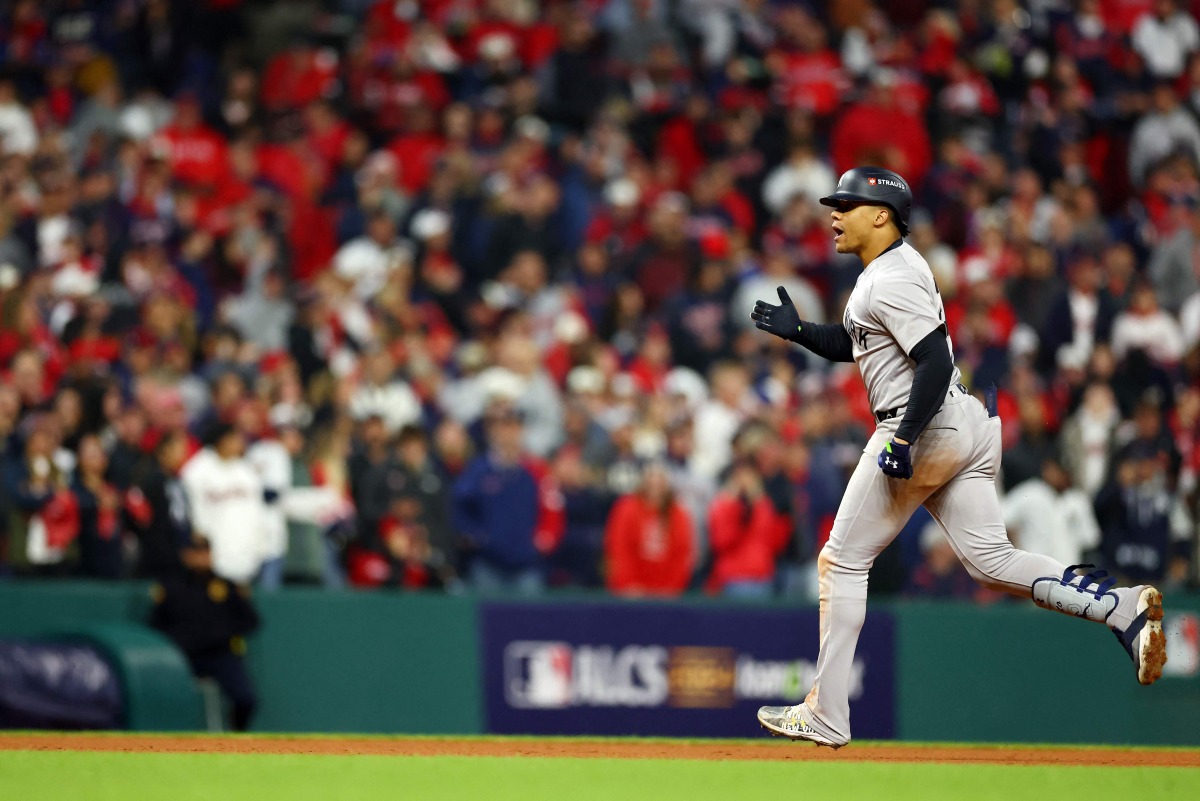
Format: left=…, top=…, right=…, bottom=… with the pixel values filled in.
left=751, top=287, right=855, bottom=363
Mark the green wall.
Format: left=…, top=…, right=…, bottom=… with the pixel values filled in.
left=0, top=581, right=483, bottom=735
left=0, top=581, right=152, bottom=636
left=247, top=589, right=481, bottom=733
left=891, top=598, right=1200, bottom=745
left=1, top=581, right=1197, bottom=743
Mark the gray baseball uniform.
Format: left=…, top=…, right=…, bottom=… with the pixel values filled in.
left=802, top=242, right=1144, bottom=744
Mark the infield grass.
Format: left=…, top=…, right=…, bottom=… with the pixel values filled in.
left=2, top=750, right=1199, bottom=801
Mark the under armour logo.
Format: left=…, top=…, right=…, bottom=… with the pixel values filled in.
left=886, top=458, right=898, bottom=468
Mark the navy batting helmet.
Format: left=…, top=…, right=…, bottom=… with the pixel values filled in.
left=819, top=167, right=913, bottom=236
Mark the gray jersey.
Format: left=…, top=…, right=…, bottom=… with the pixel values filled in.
left=841, top=241, right=960, bottom=416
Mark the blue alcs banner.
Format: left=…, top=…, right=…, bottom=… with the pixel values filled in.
left=479, top=602, right=894, bottom=738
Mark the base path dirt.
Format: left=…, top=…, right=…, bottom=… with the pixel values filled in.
left=1, top=734, right=1198, bottom=767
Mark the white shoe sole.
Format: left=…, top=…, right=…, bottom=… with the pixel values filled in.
left=1137, top=587, right=1166, bottom=686
left=757, top=712, right=842, bottom=748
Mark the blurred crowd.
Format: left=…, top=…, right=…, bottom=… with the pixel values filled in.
left=1, top=0, right=1200, bottom=604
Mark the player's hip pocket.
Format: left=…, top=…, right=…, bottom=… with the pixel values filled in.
left=912, top=426, right=967, bottom=486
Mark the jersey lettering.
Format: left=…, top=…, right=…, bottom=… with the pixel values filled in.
left=843, top=308, right=868, bottom=349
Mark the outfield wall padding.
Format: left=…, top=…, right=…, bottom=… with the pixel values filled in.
left=0, top=582, right=1196, bottom=743
left=246, top=589, right=482, bottom=734
left=893, top=599, right=1200, bottom=745
left=65, top=623, right=206, bottom=731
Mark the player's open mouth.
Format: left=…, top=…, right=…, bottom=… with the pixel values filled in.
left=832, top=224, right=843, bottom=241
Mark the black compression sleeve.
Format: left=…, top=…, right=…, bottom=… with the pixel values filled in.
left=895, top=329, right=954, bottom=443
left=793, top=322, right=855, bottom=363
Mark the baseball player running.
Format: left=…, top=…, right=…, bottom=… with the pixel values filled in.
left=750, top=167, right=1166, bottom=748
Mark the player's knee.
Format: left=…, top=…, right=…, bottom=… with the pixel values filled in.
left=962, top=544, right=1015, bottom=590
left=817, top=544, right=835, bottom=573
left=962, top=561, right=1002, bottom=590
left=817, top=540, right=869, bottom=576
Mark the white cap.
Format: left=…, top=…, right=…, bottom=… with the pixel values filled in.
left=604, top=178, right=640, bottom=208
left=1009, top=323, right=1040, bottom=362
left=663, top=367, right=708, bottom=408
left=961, top=255, right=992, bottom=286
left=476, top=366, right=526, bottom=402
left=553, top=310, right=589, bottom=344
left=51, top=264, right=99, bottom=298
left=456, top=340, right=490, bottom=372
left=631, top=427, right=667, bottom=459
left=920, top=521, right=947, bottom=553
left=514, top=115, right=550, bottom=143
left=358, top=150, right=399, bottom=182
left=1055, top=340, right=1089, bottom=371
left=268, top=402, right=312, bottom=430
left=119, top=106, right=156, bottom=141
left=0, top=263, right=19, bottom=291
left=478, top=32, right=516, bottom=61
left=411, top=208, right=451, bottom=241
left=566, top=366, right=605, bottom=395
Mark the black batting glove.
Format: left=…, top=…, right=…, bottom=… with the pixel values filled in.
left=877, top=440, right=913, bottom=480
left=750, top=286, right=803, bottom=343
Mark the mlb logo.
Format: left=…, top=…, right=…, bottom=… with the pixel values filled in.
left=504, top=641, right=574, bottom=708
left=868, top=177, right=877, bottom=185
left=1165, top=613, right=1200, bottom=677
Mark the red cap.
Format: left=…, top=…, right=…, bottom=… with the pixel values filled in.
left=699, top=229, right=731, bottom=260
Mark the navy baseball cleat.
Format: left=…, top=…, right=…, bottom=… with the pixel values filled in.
left=756, top=703, right=843, bottom=748
left=1114, top=587, right=1167, bottom=686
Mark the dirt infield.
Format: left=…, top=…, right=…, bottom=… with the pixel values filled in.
left=1, top=734, right=1198, bottom=767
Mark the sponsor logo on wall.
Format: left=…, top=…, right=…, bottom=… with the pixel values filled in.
left=480, top=602, right=894, bottom=737
left=503, top=641, right=868, bottom=710
left=1164, top=613, right=1199, bottom=678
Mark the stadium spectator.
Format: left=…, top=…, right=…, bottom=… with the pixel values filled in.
left=903, top=523, right=980, bottom=600
left=1059, top=382, right=1122, bottom=498
left=1131, top=0, right=1200, bottom=80
left=0, top=79, right=38, bottom=156
left=604, top=461, right=694, bottom=597
left=664, top=238, right=736, bottom=375
left=629, top=192, right=698, bottom=314
left=244, top=411, right=294, bottom=592
left=348, top=348, right=423, bottom=436
left=150, top=562, right=261, bottom=732
left=1036, top=254, right=1117, bottom=377
left=452, top=404, right=548, bottom=594
left=0, top=0, right=1196, bottom=597
left=1154, top=197, right=1200, bottom=320
left=1095, top=443, right=1192, bottom=586
left=1111, top=282, right=1185, bottom=368
left=706, top=459, right=791, bottom=598
left=1002, top=456, right=1102, bottom=567
left=3, top=416, right=76, bottom=576
left=71, top=434, right=125, bottom=579
left=179, top=423, right=266, bottom=586
left=548, top=446, right=612, bottom=589
left=1128, top=80, right=1200, bottom=187
left=690, top=361, right=755, bottom=480
left=127, top=429, right=195, bottom=581
left=829, top=70, right=932, bottom=189
left=355, top=424, right=457, bottom=586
